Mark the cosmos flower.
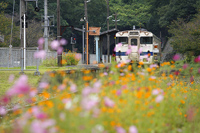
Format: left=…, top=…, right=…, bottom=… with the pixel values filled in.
left=194, top=56, right=200, bottom=63
left=37, top=37, right=44, bottom=50
left=0, top=106, right=7, bottom=116
left=155, top=95, right=164, bottom=103
left=59, top=38, right=67, bottom=45
left=50, top=40, right=60, bottom=50
left=116, top=127, right=126, bottom=133
left=57, top=46, right=63, bottom=54
left=70, top=84, right=77, bottom=93
left=173, top=54, right=180, bottom=61
left=129, top=126, right=138, bottom=133
left=183, top=64, right=188, bottom=69
left=126, top=49, right=132, bottom=55
left=75, top=53, right=81, bottom=60
left=37, top=37, right=45, bottom=45
left=34, top=50, right=46, bottom=59
left=104, top=97, right=115, bottom=108
left=8, top=74, right=14, bottom=83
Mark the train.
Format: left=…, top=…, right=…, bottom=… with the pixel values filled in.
left=115, top=28, right=161, bottom=65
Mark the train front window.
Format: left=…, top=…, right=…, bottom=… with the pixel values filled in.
left=131, top=39, right=137, bottom=46
left=140, top=37, right=153, bottom=44
left=116, top=37, right=128, bottom=44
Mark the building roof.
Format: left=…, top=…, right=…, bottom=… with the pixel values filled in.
left=100, top=28, right=119, bottom=36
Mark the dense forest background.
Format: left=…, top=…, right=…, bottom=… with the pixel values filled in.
left=0, top=0, right=200, bottom=56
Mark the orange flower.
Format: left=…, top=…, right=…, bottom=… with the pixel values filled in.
left=45, top=100, right=54, bottom=108
left=43, top=92, right=50, bottom=99
left=50, top=72, right=55, bottom=77
left=139, top=61, right=144, bottom=65
left=180, top=100, right=185, bottom=104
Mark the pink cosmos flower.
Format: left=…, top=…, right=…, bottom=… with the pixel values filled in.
left=82, top=87, right=92, bottom=96
left=104, top=72, right=108, bottom=76
left=29, top=90, right=38, bottom=97
left=129, top=126, right=138, bottom=133
left=7, top=75, right=30, bottom=96
left=13, top=105, right=20, bottom=111
left=173, top=54, right=180, bottom=61
left=37, top=37, right=45, bottom=45
left=62, top=99, right=72, bottom=110
left=194, top=56, right=200, bottom=63
left=155, top=94, right=164, bottom=103
left=38, top=38, right=44, bottom=50
left=8, top=74, right=14, bottom=82
left=116, top=127, right=126, bottom=133
left=50, top=40, right=60, bottom=50
left=152, top=89, right=159, bottom=95
left=30, top=119, right=55, bottom=133
left=93, top=80, right=102, bottom=89
left=126, top=49, right=132, bottom=55
left=58, top=84, right=66, bottom=90
left=59, top=38, right=67, bottom=45
left=150, top=64, right=158, bottom=68
left=116, top=89, right=122, bottom=96
left=104, top=97, right=115, bottom=107
left=70, top=84, right=77, bottom=93
left=138, top=48, right=142, bottom=54
left=75, top=53, right=81, bottom=60
left=57, top=46, right=63, bottom=54
left=183, top=64, right=188, bottom=69
left=0, top=106, right=7, bottom=115
left=42, top=119, right=56, bottom=128
left=120, top=73, right=125, bottom=76
left=118, top=43, right=122, bottom=47
left=34, top=50, right=46, bottom=59
left=114, top=46, right=116, bottom=52
left=39, top=82, right=49, bottom=89
left=36, top=112, right=48, bottom=120
left=1, top=96, right=10, bottom=104
left=81, top=97, right=99, bottom=111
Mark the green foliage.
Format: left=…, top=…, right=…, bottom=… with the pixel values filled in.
left=168, top=13, right=200, bottom=58
left=62, top=51, right=81, bottom=66
left=41, top=56, right=58, bottom=67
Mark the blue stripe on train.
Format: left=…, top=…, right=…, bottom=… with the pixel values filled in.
left=116, top=52, right=153, bottom=56
left=140, top=52, right=153, bottom=56
left=116, top=52, right=126, bottom=56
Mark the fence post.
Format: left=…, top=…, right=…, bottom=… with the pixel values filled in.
left=19, top=48, right=24, bottom=74
left=34, top=47, right=40, bottom=76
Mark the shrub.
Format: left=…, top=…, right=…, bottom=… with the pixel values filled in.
left=62, top=51, right=81, bottom=66
left=41, top=56, right=57, bottom=67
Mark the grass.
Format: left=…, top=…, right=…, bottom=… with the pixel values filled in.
left=0, top=65, right=75, bottom=97
left=1, top=60, right=200, bottom=132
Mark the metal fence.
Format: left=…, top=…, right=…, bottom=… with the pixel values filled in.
left=0, top=47, right=112, bottom=69
left=0, top=47, right=57, bottom=68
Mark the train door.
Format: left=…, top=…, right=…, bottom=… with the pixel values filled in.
left=129, top=38, right=139, bottom=61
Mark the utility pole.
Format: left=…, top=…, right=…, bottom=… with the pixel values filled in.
left=114, top=13, right=117, bottom=29
left=20, top=0, right=25, bottom=47
left=44, top=0, right=48, bottom=51
left=106, top=0, right=110, bottom=63
left=57, top=0, right=62, bottom=66
left=84, top=0, right=89, bottom=65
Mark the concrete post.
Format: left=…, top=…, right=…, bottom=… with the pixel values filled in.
left=95, top=36, right=99, bottom=63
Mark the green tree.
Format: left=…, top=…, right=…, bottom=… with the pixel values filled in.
left=0, top=2, right=20, bottom=47
left=168, top=13, right=200, bottom=60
